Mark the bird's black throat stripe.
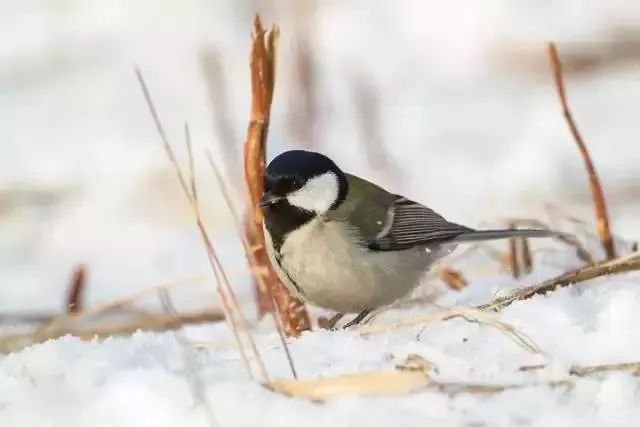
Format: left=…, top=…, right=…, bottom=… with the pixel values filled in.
left=263, top=200, right=313, bottom=297
left=263, top=200, right=314, bottom=254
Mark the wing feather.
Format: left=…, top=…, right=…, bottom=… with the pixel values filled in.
left=367, top=196, right=472, bottom=251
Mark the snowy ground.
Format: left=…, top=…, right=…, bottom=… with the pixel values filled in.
left=1, top=1, right=640, bottom=426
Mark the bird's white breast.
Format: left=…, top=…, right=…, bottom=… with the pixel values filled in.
left=264, top=217, right=433, bottom=313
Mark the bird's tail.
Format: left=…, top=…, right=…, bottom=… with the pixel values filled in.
left=452, top=228, right=563, bottom=243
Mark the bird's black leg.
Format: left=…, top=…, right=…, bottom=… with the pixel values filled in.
left=323, top=313, right=345, bottom=330
left=342, top=309, right=372, bottom=329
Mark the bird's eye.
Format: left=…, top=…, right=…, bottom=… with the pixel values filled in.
left=291, top=178, right=304, bottom=190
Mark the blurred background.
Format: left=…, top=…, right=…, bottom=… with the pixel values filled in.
left=1, top=0, right=639, bottom=315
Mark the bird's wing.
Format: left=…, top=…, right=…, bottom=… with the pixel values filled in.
left=366, top=196, right=473, bottom=251
left=327, top=174, right=472, bottom=251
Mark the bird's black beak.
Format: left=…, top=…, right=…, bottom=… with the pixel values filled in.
left=258, top=191, right=282, bottom=207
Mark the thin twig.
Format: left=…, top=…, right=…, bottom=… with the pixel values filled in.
left=0, top=309, right=224, bottom=354
left=547, top=42, right=615, bottom=259
left=520, top=361, right=640, bottom=376
left=135, top=67, right=265, bottom=381
left=185, top=123, right=197, bottom=203
left=184, top=120, right=270, bottom=382
left=357, top=307, right=541, bottom=354
left=206, top=151, right=299, bottom=379
left=42, top=276, right=204, bottom=332
left=478, top=249, right=640, bottom=311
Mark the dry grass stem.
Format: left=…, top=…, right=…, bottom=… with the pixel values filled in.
left=206, top=151, right=299, bottom=379
left=478, top=249, right=640, bottom=311
left=42, top=276, right=205, bottom=333
left=266, top=354, right=577, bottom=402
left=243, top=15, right=311, bottom=336
left=267, top=369, right=431, bottom=402
left=0, top=308, right=224, bottom=354
left=520, top=361, right=640, bottom=376
left=547, top=42, right=615, bottom=259
left=357, top=307, right=541, bottom=354
left=267, top=358, right=639, bottom=402
left=135, top=68, right=266, bottom=381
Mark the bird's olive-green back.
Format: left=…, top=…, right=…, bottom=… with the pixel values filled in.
left=326, top=173, right=396, bottom=242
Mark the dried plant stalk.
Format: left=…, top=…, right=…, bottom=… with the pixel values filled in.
left=66, top=265, right=86, bottom=313
left=0, top=308, right=224, bottom=354
left=268, top=358, right=640, bottom=402
left=243, top=15, right=311, bottom=336
left=267, top=370, right=430, bottom=402
left=359, top=307, right=541, bottom=354
left=267, top=354, right=580, bottom=402
left=520, top=361, right=640, bottom=376
left=547, top=42, right=615, bottom=259
left=478, top=249, right=640, bottom=311
left=135, top=69, right=266, bottom=381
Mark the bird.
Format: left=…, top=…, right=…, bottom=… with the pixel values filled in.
left=259, top=149, right=561, bottom=329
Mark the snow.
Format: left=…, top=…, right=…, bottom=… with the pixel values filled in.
left=1, top=0, right=640, bottom=426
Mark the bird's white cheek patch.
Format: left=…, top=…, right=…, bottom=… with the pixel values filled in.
left=287, top=172, right=338, bottom=214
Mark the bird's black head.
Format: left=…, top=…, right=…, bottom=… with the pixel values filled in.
left=260, top=150, right=349, bottom=253
left=260, top=150, right=348, bottom=214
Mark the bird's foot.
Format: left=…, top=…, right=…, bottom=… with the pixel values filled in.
left=318, top=313, right=345, bottom=330
left=342, top=309, right=372, bottom=329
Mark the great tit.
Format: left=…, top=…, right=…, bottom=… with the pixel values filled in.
left=260, top=149, right=560, bottom=328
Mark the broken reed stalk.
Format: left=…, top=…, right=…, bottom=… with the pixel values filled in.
left=244, top=16, right=278, bottom=316
left=243, top=15, right=311, bottom=336
left=0, top=308, right=224, bottom=354
left=478, top=249, right=640, bottom=311
left=66, top=264, right=86, bottom=313
left=135, top=69, right=267, bottom=382
left=547, top=42, right=616, bottom=260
